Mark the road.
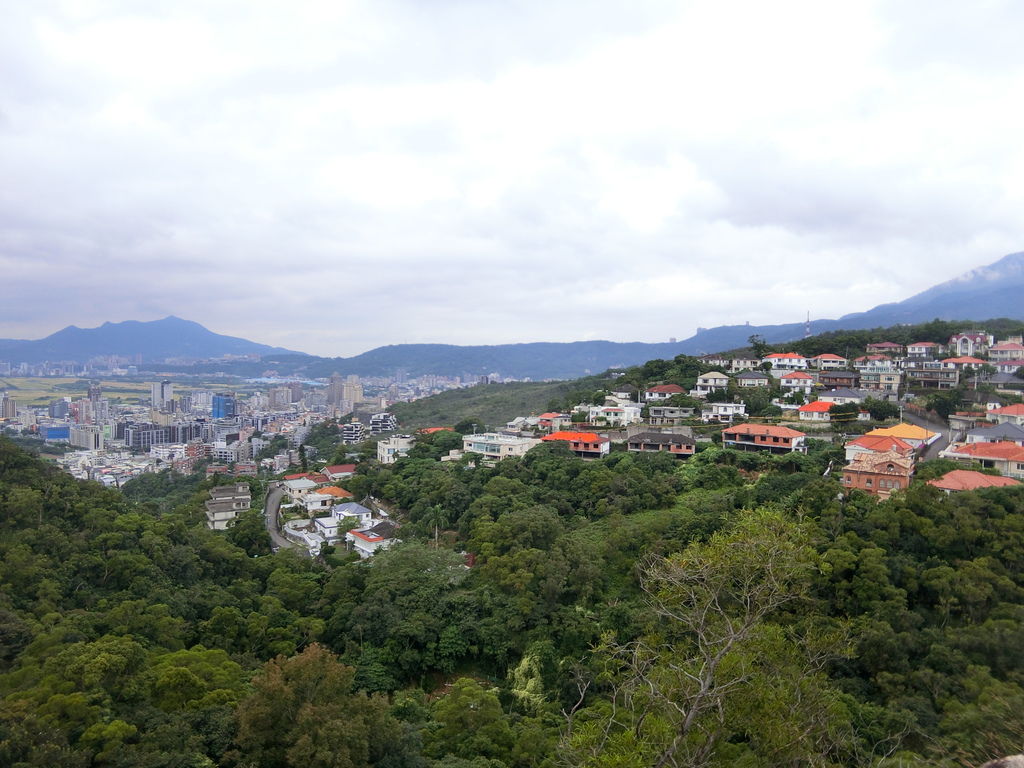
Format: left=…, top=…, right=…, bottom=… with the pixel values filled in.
left=902, top=408, right=951, bottom=460
left=263, top=485, right=294, bottom=551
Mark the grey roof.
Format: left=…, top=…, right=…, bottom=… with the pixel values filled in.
left=990, top=373, right=1024, bottom=385
left=967, top=422, right=1024, bottom=440
left=820, top=369, right=858, bottom=376
left=334, top=502, right=373, bottom=517
left=822, top=388, right=867, bottom=399
left=366, top=520, right=398, bottom=538
left=736, top=370, right=770, bottom=379
left=627, top=431, right=696, bottom=446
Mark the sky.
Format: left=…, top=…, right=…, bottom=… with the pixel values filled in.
left=2, top=0, right=1023, bottom=357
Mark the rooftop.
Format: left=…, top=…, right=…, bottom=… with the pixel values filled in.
left=723, top=423, right=806, bottom=438
left=928, top=470, right=1021, bottom=492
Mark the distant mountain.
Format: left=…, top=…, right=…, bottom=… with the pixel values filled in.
left=671, top=251, right=1024, bottom=355
left=0, top=316, right=304, bottom=364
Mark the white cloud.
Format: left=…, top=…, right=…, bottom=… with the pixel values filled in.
left=1, top=1, right=1023, bottom=355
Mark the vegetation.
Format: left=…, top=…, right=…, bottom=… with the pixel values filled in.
left=3, top=417, right=1024, bottom=766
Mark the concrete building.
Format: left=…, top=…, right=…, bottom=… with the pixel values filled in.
left=378, top=434, right=415, bottom=464
left=462, top=433, right=540, bottom=460
left=205, top=483, right=251, bottom=530
left=841, top=450, right=914, bottom=499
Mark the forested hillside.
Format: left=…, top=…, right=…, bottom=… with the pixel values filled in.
left=2, top=434, right=1024, bottom=766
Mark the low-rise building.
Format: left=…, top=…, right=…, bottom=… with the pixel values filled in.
left=864, top=423, right=938, bottom=450
left=625, top=431, right=696, bottom=459
left=844, top=435, right=915, bottom=462
left=809, top=353, right=849, bottom=370
left=859, top=366, right=902, bottom=393
left=587, top=405, right=642, bottom=426
left=966, top=422, right=1024, bottom=446
left=648, top=405, right=696, bottom=426
left=818, top=388, right=868, bottom=405
left=346, top=520, right=399, bottom=558
left=841, top=450, right=914, bottom=499
left=541, top=431, right=610, bottom=458
left=644, top=384, right=686, bottom=402
left=818, top=370, right=859, bottom=389
left=949, top=331, right=993, bottom=357
left=369, top=412, right=399, bottom=433
left=341, top=421, right=366, bottom=443
left=988, top=404, right=1024, bottom=427
left=763, top=352, right=809, bottom=373
left=797, top=400, right=833, bottom=421
left=735, top=370, right=771, bottom=388
left=378, top=434, right=415, bottom=464
left=904, top=360, right=959, bottom=389
left=463, top=433, right=540, bottom=460
left=324, top=463, right=357, bottom=480
left=779, top=371, right=815, bottom=395
left=722, top=423, right=807, bottom=453
left=907, top=341, right=945, bottom=357
left=700, top=402, right=747, bottom=424
left=691, top=372, right=730, bottom=398
left=205, top=483, right=251, bottom=530
left=939, top=441, right=1024, bottom=479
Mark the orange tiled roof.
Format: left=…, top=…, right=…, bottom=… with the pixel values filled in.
left=846, top=435, right=914, bottom=454
left=723, top=423, right=806, bottom=438
left=947, top=441, right=1024, bottom=461
left=320, top=486, right=354, bottom=498
left=764, top=352, right=804, bottom=359
left=941, top=356, right=986, bottom=365
left=928, top=470, right=1021, bottom=492
left=992, top=404, right=1024, bottom=416
left=646, top=384, right=685, bottom=393
left=542, top=431, right=607, bottom=443
left=781, top=371, right=814, bottom=379
left=798, top=400, right=833, bottom=412
left=812, top=353, right=846, bottom=360
left=419, top=427, right=454, bottom=434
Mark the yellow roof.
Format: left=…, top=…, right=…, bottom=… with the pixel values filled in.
left=866, top=423, right=937, bottom=440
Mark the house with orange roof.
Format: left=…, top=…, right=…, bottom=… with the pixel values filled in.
left=939, top=441, right=1024, bottom=479
left=722, top=423, right=807, bottom=454
left=797, top=400, right=833, bottom=422
left=323, top=464, right=357, bottom=480
left=542, top=430, right=610, bottom=458
left=949, top=331, right=993, bottom=357
left=809, top=353, right=849, bottom=370
left=844, top=434, right=915, bottom=462
left=865, top=423, right=938, bottom=449
left=988, top=403, right=1024, bottom=427
left=852, top=354, right=892, bottom=369
left=762, top=352, right=809, bottom=373
left=841, top=450, right=914, bottom=499
left=645, top=384, right=686, bottom=402
left=941, top=356, right=987, bottom=370
left=779, top=371, right=815, bottom=395
left=927, top=469, right=1020, bottom=494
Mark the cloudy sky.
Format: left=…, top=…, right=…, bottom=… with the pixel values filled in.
left=2, top=1, right=1023, bottom=356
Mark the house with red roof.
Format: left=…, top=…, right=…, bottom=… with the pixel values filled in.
left=989, top=339, right=1024, bottom=361
left=949, top=331, right=993, bottom=357
left=928, top=469, right=1021, bottom=493
left=644, top=384, right=686, bottom=402
left=779, top=371, right=815, bottom=395
left=797, top=400, right=833, bottom=422
left=722, top=423, right=807, bottom=454
left=988, top=403, right=1024, bottom=427
left=939, top=441, right=1024, bottom=479
left=323, top=464, right=357, bottom=480
left=852, top=354, right=892, bottom=369
left=542, top=431, right=610, bottom=458
left=941, top=356, right=987, bottom=370
left=841, top=450, right=914, bottom=499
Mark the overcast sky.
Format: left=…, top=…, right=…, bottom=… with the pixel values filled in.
left=2, top=1, right=1023, bottom=356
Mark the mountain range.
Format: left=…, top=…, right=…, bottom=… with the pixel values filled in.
left=2, top=252, right=1023, bottom=378
left=0, top=316, right=302, bottom=365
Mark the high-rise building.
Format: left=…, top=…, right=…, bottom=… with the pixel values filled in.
left=151, top=380, right=173, bottom=409
left=1, top=394, right=16, bottom=419
left=212, top=393, right=237, bottom=420
left=327, top=373, right=344, bottom=406
left=88, top=381, right=102, bottom=402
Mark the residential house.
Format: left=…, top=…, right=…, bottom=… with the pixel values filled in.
left=941, top=356, right=987, bottom=371
left=648, top=405, right=696, bottom=426
left=904, top=360, right=959, bottom=389
left=700, top=402, right=747, bottom=424
left=377, top=434, right=415, bottom=464
left=722, top=423, right=807, bottom=454
left=323, top=464, right=357, bottom=481
left=369, top=412, right=398, bottom=433
left=818, top=370, right=859, bottom=388
left=779, top=371, right=815, bottom=395
left=865, top=423, right=938, bottom=450
left=949, top=331, right=993, bottom=357
left=989, top=339, right=1024, bottom=361
left=626, top=432, right=696, bottom=459
left=928, top=469, right=1021, bottom=493
left=463, top=433, right=540, bottom=460
left=346, top=520, right=399, bottom=558
left=809, top=353, right=849, bottom=370
left=844, top=435, right=915, bottom=462
left=818, top=388, right=868, bottom=405
left=735, top=370, right=771, bottom=388
left=988, top=404, right=1024, bottom=427
left=610, top=384, right=638, bottom=400
left=859, top=365, right=902, bottom=393
left=588, top=405, right=642, bottom=426
left=907, top=341, right=946, bottom=357
left=939, top=441, right=1024, bottom=479
left=537, top=412, right=569, bottom=430
left=645, top=384, right=686, bottom=402
left=763, top=352, right=809, bottom=374
left=994, top=359, right=1024, bottom=374
left=313, top=501, right=375, bottom=543
left=541, top=431, right=610, bottom=458
left=797, top=400, right=833, bottom=422
left=841, top=450, right=914, bottom=499
left=691, top=372, right=730, bottom=398
left=282, top=476, right=318, bottom=499
left=205, top=483, right=251, bottom=531
left=866, top=342, right=904, bottom=355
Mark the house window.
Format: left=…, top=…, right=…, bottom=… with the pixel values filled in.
left=866, top=479, right=873, bottom=486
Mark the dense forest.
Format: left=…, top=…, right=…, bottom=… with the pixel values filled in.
left=2, top=430, right=1024, bottom=767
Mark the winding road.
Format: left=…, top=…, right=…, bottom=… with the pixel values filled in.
left=901, top=408, right=951, bottom=460
left=263, top=484, right=295, bottom=550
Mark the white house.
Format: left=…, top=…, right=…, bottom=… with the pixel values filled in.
left=691, top=372, right=730, bottom=398
left=700, top=402, right=747, bottom=423
left=377, top=434, right=415, bottom=464
left=779, top=371, right=815, bottom=395
left=346, top=520, right=399, bottom=558
left=587, top=405, right=642, bottom=426
left=762, top=352, right=809, bottom=374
